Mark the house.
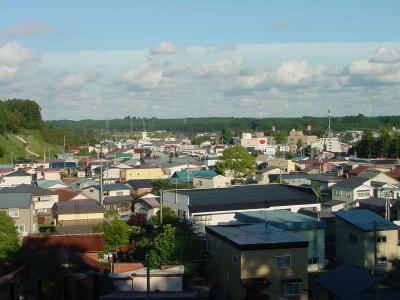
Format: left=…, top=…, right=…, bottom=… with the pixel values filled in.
left=270, top=173, right=311, bottom=186
left=40, top=169, right=62, bottom=181
left=108, top=264, right=185, bottom=293
left=331, top=177, right=373, bottom=205
left=358, top=169, right=400, bottom=185
left=206, top=223, right=309, bottom=300
left=255, top=167, right=282, bottom=184
left=0, top=192, right=36, bottom=236
left=161, top=162, right=189, bottom=177
left=53, top=188, right=91, bottom=202
left=121, top=166, right=164, bottom=181
left=309, top=174, right=343, bottom=190
left=52, top=200, right=105, bottom=234
left=193, top=174, right=230, bottom=189
left=313, top=262, right=375, bottom=300
left=170, top=169, right=218, bottom=184
left=334, top=209, right=400, bottom=271
left=103, top=194, right=132, bottom=219
left=163, top=184, right=320, bottom=232
left=0, top=169, right=32, bottom=187
left=125, top=179, right=154, bottom=197
left=356, top=197, right=400, bottom=220
left=235, top=210, right=326, bottom=271
left=93, top=166, right=121, bottom=182
left=133, top=193, right=160, bottom=219
left=0, top=184, right=59, bottom=225
left=36, top=179, right=69, bottom=190
left=267, top=159, right=296, bottom=173
left=81, top=183, right=131, bottom=202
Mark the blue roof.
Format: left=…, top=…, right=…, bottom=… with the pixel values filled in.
left=235, top=210, right=326, bottom=230
left=314, top=262, right=375, bottom=300
left=334, top=209, right=400, bottom=232
left=171, top=170, right=218, bottom=183
left=49, top=161, right=77, bottom=168
left=94, top=183, right=130, bottom=191
left=0, top=192, right=32, bottom=208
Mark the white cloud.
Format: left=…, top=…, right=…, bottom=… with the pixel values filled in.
left=274, top=60, right=324, bottom=86
left=149, top=41, right=185, bottom=55
left=122, top=64, right=164, bottom=89
left=2, top=19, right=54, bottom=37
left=197, top=54, right=243, bottom=78
left=0, top=42, right=37, bottom=66
left=0, top=66, right=18, bottom=81
left=56, top=73, right=92, bottom=89
left=369, top=46, right=400, bottom=64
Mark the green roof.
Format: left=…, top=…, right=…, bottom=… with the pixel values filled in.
left=171, top=170, right=218, bottom=183
left=0, top=192, right=32, bottom=209
left=332, top=177, right=369, bottom=190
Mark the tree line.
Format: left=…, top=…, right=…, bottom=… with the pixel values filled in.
left=351, top=130, right=400, bottom=159
left=46, top=114, right=400, bottom=137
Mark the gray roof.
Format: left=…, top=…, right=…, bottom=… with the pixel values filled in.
left=206, top=223, right=308, bottom=251
left=358, top=169, right=383, bottom=180
left=140, top=197, right=160, bottom=208
left=322, top=200, right=346, bottom=207
left=331, top=177, right=369, bottom=190
left=172, top=184, right=318, bottom=213
left=235, top=210, right=326, bottom=231
left=0, top=192, right=32, bottom=208
left=256, top=166, right=280, bottom=174
left=281, top=173, right=309, bottom=179
left=309, top=174, right=342, bottom=183
left=334, top=209, right=400, bottom=232
left=3, top=169, right=31, bottom=177
left=314, top=262, right=375, bottom=300
left=53, top=201, right=105, bottom=215
left=0, top=184, right=57, bottom=196
left=103, top=195, right=132, bottom=204
left=356, top=197, right=400, bottom=208
left=93, top=183, right=131, bottom=192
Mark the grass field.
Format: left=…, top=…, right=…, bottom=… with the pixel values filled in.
left=0, top=130, right=61, bottom=164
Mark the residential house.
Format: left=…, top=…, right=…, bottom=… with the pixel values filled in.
left=235, top=210, right=326, bottom=271
left=133, top=193, right=160, bottom=219
left=36, top=179, right=69, bottom=190
left=0, top=192, right=36, bottom=236
left=81, top=183, right=131, bottom=202
left=267, top=159, right=296, bottom=173
left=125, top=179, right=154, bottom=198
left=309, top=174, right=343, bottom=190
left=163, top=184, right=320, bottom=232
left=334, top=209, right=400, bottom=271
left=52, top=200, right=105, bottom=234
left=269, top=173, right=311, bottom=186
left=103, top=194, right=132, bottom=219
left=40, top=169, right=62, bottom=181
left=161, top=162, right=188, bottom=177
left=255, top=167, right=282, bottom=184
left=313, top=262, right=376, bottom=300
left=121, top=166, right=164, bottom=181
left=193, top=174, right=230, bottom=189
left=0, top=184, right=59, bottom=224
left=53, top=189, right=91, bottom=202
left=358, top=169, right=400, bottom=185
left=0, top=169, right=32, bottom=187
left=170, top=169, right=218, bottom=184
left=206, top=223, right=309, bottom=300
left=331, top=177, right=373, bottom=205
left=93, top=166, right=121, bottom=182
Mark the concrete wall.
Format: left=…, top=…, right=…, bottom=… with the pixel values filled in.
left=193, top=175, right=230, bottom=189
left=1, top=206, right=36, bottom=235
left=57, top=212, right=104, bottom=222
left=123, top=168, right=163, bottom=180
left=0, top=176, right=31, bottom=186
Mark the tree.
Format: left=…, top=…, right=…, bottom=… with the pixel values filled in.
left=147, top=224, right=177, bottom=269
left=215, top=145, right=256, bottom=179
left=103, top=218, right=130, bottom=253
left=296, top=139, right=304, bottom=150
left=0, top=144, right=5, bottom=158
left=128, top=213, right=147, bottom=227
left=274, top=130, right=288, bottom=144
left=0, top=211, right=20, bottom=263
left=222, top=128, right=233, bottom=144
left=151, top=207, right=178, bottom=226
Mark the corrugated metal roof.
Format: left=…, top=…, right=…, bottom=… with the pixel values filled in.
left=53, top=200, right=105, bottom=215
left=0, top=192, right=32, bottom=208
left=206, top=223, right=307, bottom=249
left=331, top=177, right=369, bottom=190
left=334, top=209, right=400, bottom=232
left=235, top=210, right=326, bottom=230
left=0, top=184, right=58, bottom=196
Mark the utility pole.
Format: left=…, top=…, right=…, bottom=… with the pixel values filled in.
left=146, top=257, right=151, bottom=300
left=160, top=189, right=163, bottom=225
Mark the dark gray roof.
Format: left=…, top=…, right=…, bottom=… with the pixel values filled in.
left=334, top=209, right=400, bottom=232
left=173, top=184, right=318, bottom=213
left=125, top=179, right=153, bottom=189
left=53, top=201, right=105, bottom=215
left=93, top=183, right=131, bottom=192
left=314, top=262, right=375, bottom=300
left=322, top=200, right=346, bottom=207
left=0, top=192, right=32, bottom=208
left=356, top=197, right=400, bottom=208
left=0, top=184, right=57, bottom=196
left=331, top=177, right=369, bottom=190
left=206, top=223, right=308, bottom=251
left=103, top=195, right=132, bottom=204
left=255, top=166, right=280, bottom=174
left=3, top=169, right=31, bottom=177
left=281, top=173, right=309, bottom=179
left=235, top=210, right=326, bottom=230
left=309, top=174, right=342, bottom=183
left=138, top=197, right=160, bottom=208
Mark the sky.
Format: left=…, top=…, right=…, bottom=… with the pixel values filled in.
left=1, top=0, right=400, bottom=120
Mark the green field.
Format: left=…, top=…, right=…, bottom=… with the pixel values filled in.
left=0, top=130, right=61, bottom=164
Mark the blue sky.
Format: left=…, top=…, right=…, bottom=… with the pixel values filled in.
left=1, top=1, right=400, bottom=119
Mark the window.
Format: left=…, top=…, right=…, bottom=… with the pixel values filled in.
left=283, top=282, right=300, bottom=297
left=116, top=191, right=123, bottom=196
left=308, top=257, right=318, bottom=264
left=15, top=224, right=25, bottom=234
left=377, top=236, right=387, bottom=243
left=198, top=180, right=202, bottom=186
left=349, top=233, right=358, bottom=243
left=232, top=254, right=239, bottom=265
left=9, top=209, right=20, bottom=219
left=275, top=255, right=291, bottom=268
left=178, top=209, right=186, bottom=220
left=193, top=215, right=212, bottom=221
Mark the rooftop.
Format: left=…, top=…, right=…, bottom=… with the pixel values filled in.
left=0, top=192, right=32, bottom=208
left=0, top=184, right=58, bottom=196
left=206, top=223, right=308, bottom=251
left=53, top=200, right=105, bottom=215
left=334, top=209, right=400, bottom=232
left=332, top=177, right=370, bottom=190
left=170, top=184, right=318, bottom=213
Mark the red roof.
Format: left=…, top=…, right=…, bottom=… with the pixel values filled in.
left=388, top=166, right=400, bottom=179
left=349, top=165, right=370, bottom=176
left=134, top=148, right=144, bottom=153
left=53, top=188, right=92, bottom=202
left=23, top=233, right=103, bottom=252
